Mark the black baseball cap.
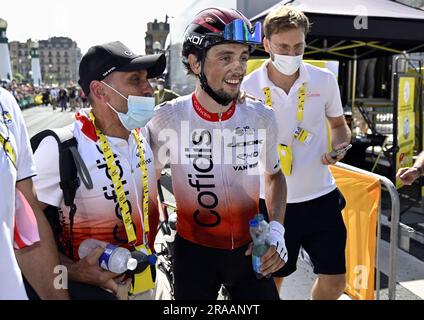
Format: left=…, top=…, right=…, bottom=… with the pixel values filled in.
left=78, top=41, right=166, bottom=96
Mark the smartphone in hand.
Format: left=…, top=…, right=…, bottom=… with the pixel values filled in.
left=331, top=144, right=352, bottom=159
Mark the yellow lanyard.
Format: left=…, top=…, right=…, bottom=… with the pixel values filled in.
left=262, top=83, right=306, bottom=123
left=133, top=129, right=150, bottom=234
left=296, top=84, right=306, bottom=122
left=0, top=133, right=16, bottom=167
left=263, top=86, right=273, bottom=107
left=262, top=85, right=332, bottom=151
left=89, top=112, right=149, bottom=246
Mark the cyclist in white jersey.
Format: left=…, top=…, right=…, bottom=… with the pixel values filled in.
left=147, top=8, right=288, bottom=300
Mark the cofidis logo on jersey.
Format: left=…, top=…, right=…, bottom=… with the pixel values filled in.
left=185, top=129, right=221, bottom=228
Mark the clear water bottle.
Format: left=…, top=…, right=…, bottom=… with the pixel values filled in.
left=256, top=214, right=269, bottom=235
left=249, top=215, right=270, bottom=279
left=78, top=239, right=138, bottom=274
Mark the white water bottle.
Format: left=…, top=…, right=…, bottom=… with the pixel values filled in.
left=78, top=239, right=138, bottom=274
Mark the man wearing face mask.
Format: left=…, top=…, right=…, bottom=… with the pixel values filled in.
left=147, top=8, right=288, bottom=300
left=32, top=41, right=165, bottom=299
left=154, top=78, right=179, bottom=105
left=242, top=6, right=351, bottom=300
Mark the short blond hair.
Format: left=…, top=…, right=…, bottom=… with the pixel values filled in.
left=263, top=6, right=310, bottom=38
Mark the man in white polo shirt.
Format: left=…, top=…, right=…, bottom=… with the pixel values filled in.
left=242, top=6, right=351, bottom=300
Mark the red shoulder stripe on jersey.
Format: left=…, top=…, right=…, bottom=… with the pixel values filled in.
left=13, top=220, right=27, bottom=249
left=192, top=93, right=236, bottom=122
left=75, top=112, right=98, bottom=142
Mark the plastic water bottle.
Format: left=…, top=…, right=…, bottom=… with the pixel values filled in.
left=249, top=215, right=270, bottom=279
left=256, top=214, right=269, bottom=235
left=78, top=239, right=138, bottom=273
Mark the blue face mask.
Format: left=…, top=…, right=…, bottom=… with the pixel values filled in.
left=102, top=81, right=155, bottom=131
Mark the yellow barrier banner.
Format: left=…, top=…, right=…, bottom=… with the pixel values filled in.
left=330, top=165, right=381, bottom=300
left=396, top=77, right=416, bottom=189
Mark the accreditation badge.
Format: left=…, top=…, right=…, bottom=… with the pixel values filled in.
left=130, top=244, right=156, bottom=295
left=294, top=126, right=314, bottom=145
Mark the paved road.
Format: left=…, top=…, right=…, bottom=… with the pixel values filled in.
left=22, top=106, right=75, bottom=138
left=22, top=106, right=424, bottom=300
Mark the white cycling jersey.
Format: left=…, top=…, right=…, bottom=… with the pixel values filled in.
left=146, top=93, right=280, bottom=250
left=33, top=110, right=158, bottom=260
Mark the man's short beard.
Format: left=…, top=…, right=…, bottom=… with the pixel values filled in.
left=214, top=88, right=238, bottom=103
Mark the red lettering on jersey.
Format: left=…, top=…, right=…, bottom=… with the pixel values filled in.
left=192, top=94, right=236, bottom=122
